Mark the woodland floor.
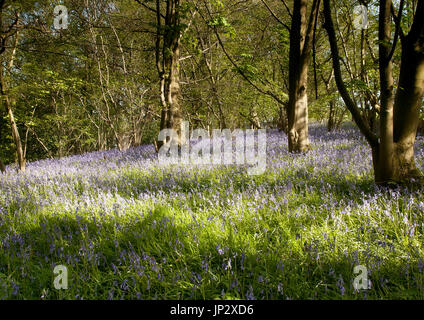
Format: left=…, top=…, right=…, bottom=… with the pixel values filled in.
left=0, top=123, right=424, bottom=299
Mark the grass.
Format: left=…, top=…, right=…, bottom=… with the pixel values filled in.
left=0, top=124, right=423, bottom=300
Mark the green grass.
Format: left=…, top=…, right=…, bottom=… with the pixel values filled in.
left=1, top=127, right=424, bottom=300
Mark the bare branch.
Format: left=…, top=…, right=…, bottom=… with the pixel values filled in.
left=134, top=0, right=165, bottom=19
left=260, top=0, right=290, bottom=32
left=388, top=0, right=405, bottom=60
left=279, top=0, right=292, bottom=18
left=323, top=0, right=379, bottom=148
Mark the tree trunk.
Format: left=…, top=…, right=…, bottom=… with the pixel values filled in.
left=324, top=0, right=424, bottom=185
left=390, top=25, right=424, bottom=181
left=287, top=0, right=319, bottom=152
left=376, top=0, right=395, bottom=183
left=0, top=10, right=25, bottom=172
left=156, top=0, right=168, bottom=137
left=165, top=39, right=183, bottom=144
left=6, top=99, right=25, bottom=171
left=327, top=100, right=335, bottom=131
left=288, top=63, right=309, bottom=151
left=155, top=0, right=183, bottom=149
left=279, top=104, right=289, bottom=133
left=418, top=119, right=424, bottom=135
left=0, top=84, right=26, bottom=172
left=0, top=59, right=25, bottom=172
left=373, top=0, right=424, bottom=184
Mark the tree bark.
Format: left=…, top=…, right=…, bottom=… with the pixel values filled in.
left=5, top=96, right=25, bottom=172
left=154, top=0, right=184, bottom=149
left=287, top=0, right=319, bottom=152
left=0, top=23, right=25, bottom=172
left=0, top=78, right=25, bottom=172
left=418, top=119, right=424, bottom=135
left=389, top=2, right=424, bottom=181
left=376, top=0, right=395, bottom=183
left=327, top=100, right=335, bottom=131
left=279, top=104, right=289, bottom=133
left=324, top=0, right=424, bottom=185
left=0, top=158, right=5, bottom=173
left=165, top=35, right=183, bottom=143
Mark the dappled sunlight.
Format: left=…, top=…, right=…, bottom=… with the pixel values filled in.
left=1, top=124, right=424, bottom=299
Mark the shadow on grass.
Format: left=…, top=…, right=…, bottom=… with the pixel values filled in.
left=1, top=204, right=422, bottom=300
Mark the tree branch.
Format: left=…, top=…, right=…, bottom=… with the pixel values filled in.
left=203, top=0, right=287, bottom=106
left=388, top=0, right=405, bottom=60
left=260, top=0, right=290, bottom=32
left=279, top=0, right=292, bottom=18
left=323, top=0, right=379, bottom=148
left=134, top=0, right=166, bottom=19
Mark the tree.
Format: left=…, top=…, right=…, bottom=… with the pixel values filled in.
left=287, top=0, right=319, bottom=152
left=0, top=1, right=25, bottom=172
left=137, top=0, right=187, bottom=149
left=324, top=0, right=424, bottom=184
left=84, top=0, right=153, bottom=151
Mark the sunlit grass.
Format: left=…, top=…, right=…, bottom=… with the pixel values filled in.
left=0, top=124, right=423, bottom=299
